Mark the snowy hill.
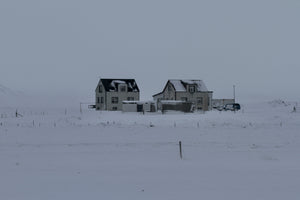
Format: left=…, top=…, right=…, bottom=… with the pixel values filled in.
left=0, top=83, right=88, bottom=110
left=0, top=84, right=16, bottom=96
left=0, top=83, right=21, bottom=106
left=0, top=84, right=34, bottom=109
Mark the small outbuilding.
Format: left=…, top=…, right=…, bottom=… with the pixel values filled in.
left=159, top=100, right=194, bottom=113
left=122, top=101, right=156, bottom=112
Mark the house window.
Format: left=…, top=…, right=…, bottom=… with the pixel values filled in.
left=168, top=85, right=172, bottom=92
left=197, top=97, right=203, bottom=104
left=99, top=85, right=103, bottom=93
left=120, top=85, right=126, bottom=92
left=112, top=107, right=118, bottom=110
left=181, top=97, right=187, bottom=101
left=189, top=86, right=195, bottom=93
left=127, top=97, right=134, bottom=101
left=100, top=97, right=104, bottom=104
left=97, top=97, right=100, bottom=103
left=112, top=97, right=118, bottom=104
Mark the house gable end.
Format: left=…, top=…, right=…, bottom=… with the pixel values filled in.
left=162, top=80, right=176, bottom=94
left=95, top=79, right=103, bottom=92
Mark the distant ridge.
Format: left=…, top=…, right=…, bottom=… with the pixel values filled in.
left=0, top=83, right=25, bottom=106
left=0, top=84, right=17, bottom=96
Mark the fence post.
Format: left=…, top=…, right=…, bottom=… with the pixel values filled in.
left=179, top=141, right=183, bottom=159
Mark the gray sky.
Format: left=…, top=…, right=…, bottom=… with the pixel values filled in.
left=1, top=0, right=300, bottom=103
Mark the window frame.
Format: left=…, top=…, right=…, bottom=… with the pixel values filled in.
left=197, top=97, right=203, bottom=104
left=111, top=97, right=119, bottom=104
left=120, top=85, right=126, bottom=92
left=168, top=85, right=172, bottom=92
left=181, top=97, right=187, bottom=102
left=189, top=85, right=195, bottom=93
left=127, top=97, right=134, bottom=101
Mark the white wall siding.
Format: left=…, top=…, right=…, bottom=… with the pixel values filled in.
left=95, top=82, right=139, bottom=111
left=122, top=103, right=138, bottom=112
left=106, top=92, right=139, bottom=111
left=95, top=83, right=106, bottom=110
left=176, top=92, right=213, bottom=111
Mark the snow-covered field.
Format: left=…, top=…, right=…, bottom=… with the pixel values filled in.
left=0, top=100, right=300, bottom=199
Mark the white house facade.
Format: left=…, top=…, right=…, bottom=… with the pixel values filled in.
left=153, top=79, right=213, bottom=111
left=95, top=79, right=140, bottom=111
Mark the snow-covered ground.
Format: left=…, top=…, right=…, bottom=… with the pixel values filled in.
left=0, top=100, right=300, bottom=199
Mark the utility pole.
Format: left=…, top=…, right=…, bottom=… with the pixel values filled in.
left=233, top=85, right=236, bottom=103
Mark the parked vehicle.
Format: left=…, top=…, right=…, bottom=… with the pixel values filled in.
left=223, top=103, right=241, bottom=111
left=216, top=105, right=224, bottom=111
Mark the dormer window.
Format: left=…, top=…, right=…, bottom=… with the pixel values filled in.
left=119, top=85, right=127, bottom=92
left=189, top=85, right=195, bottom=93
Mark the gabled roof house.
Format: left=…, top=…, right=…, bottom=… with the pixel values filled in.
left=153, top=79, right=213, bottom=111
left=95, top=79, right=140, bottom=111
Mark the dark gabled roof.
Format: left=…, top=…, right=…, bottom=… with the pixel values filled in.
left=153, top=79, right=210, bottom=97
left=152, top=91, right=163, bottom=97
left=97, top=79, right=139, bottom=92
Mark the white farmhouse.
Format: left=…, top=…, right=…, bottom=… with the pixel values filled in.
left=95, top=79, right=140, bottom=111
left=153, top=79, right=213, bottom=111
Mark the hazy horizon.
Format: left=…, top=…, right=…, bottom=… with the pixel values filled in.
left=1, top=0, right=300, bottom=103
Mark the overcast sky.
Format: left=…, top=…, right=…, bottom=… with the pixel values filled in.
left=1, top=0, right=300, bottom=103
